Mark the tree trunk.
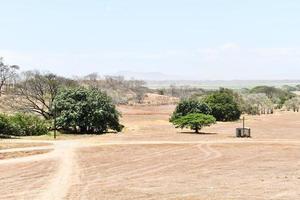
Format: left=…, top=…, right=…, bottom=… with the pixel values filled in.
left=0, top=82, right=3, bottom=97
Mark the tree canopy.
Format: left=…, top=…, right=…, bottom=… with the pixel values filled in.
left=250, top=86, right=295, bottom=108
left=284, top=97, right=300, bottom=112
left=54, top=87, right=123, bottom=134
left=170, top=99, right=211, bottom=122
left=241, top=93, right=273, bottom=115
left=171, top=113, right=216, bottom=133
left=204, top=90, right=241, bottom=121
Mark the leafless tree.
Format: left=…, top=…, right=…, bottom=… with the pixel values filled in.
left=14, top=71, right=77, bottom=119
left=85, top=72, right=99, bottom=81
left=0, top=57, right=19, bottom=96
left=80, top=74, right=148, bottom=104
left=242, top=93, right=274, bottom=115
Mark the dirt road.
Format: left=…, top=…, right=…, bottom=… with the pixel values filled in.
left=0, top=105, right=299, bottom=200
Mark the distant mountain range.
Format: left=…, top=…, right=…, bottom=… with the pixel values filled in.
left=109, top=71, right=300, bottom=89
left=145, top=80, right=300, bottom=89
left=113, top=71, right=184, bottom=81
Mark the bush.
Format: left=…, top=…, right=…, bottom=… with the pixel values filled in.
left=241, top=93, right=274, bottom=115
left=250, top=86, right=295, bottom=108
left=204, top=90, right=241, bottom=121
left=0, top=113, right=48, bottom=136
left=9, top=113, right=48, bottom=136
left=284, top=97, right=300, bottom=112
left=0, top=114, right=14, bottom=135
left=170, top=99, right=211, bottom=122
left=54, top=87, right=123, bottom=134
left=172, top=113, right=216, bottom=133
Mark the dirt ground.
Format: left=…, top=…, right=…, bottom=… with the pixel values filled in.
left=0, top=149, right=53, bottom=160
left=0, top=142, right=51, bottom=150
left=0, top=105, right=300, bottom=200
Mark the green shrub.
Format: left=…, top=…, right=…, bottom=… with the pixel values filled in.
left=0, top=114, right=14, bottom=135
left=0, top=113, right=48, bottom=136
left=250, top=86, right=295, bottom=108
left=9, top=113, right=48, bottom=136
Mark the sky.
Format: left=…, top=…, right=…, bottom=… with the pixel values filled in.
left=1, top=0, right=300, bottom=80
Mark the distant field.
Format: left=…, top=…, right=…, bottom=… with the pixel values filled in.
left=146, top=80, right=300, bottom=89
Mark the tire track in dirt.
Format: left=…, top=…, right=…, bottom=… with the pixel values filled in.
left=197, top=143, right=222, bottom=162
left=76, top=145, right=180, bottom=194
left=78, top=145, right=192, bottom=196
left=78, top=146, right=176, bottom=172
left=1, top=138, right=299, bottom=199
left=103, top=146, right=189, bottom=173
left=0, top=159, right=56, bottom=200
left=81, top=143, right=220, bottom=191
left=79, top=143, right=223, bottom=191
left=128, top=144, right=222, bottom=181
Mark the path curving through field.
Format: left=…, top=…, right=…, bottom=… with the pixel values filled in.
left=38, top=141, right=79, bottom=200
left=0, top=138, right=299, bottom=200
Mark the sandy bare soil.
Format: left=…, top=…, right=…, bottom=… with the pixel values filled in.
left=0, top=105, right=300, bottom=200
left=0, top=141, right=51, bottom=150
left=0, top=149, right=53, bottom=160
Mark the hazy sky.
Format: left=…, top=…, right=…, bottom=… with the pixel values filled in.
left=1, top=0, right=300, bottom=80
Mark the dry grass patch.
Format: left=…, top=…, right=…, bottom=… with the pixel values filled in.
left=0, top=149, right=53, bottom=160
left=0, top=142, right=51, bottom=150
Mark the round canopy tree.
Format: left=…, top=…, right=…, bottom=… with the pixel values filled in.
left=204, top=91, right=241, bottom=121
left=172, top=113, right=216, bottom=133
left=170, top=99, right=211, bottom=122
left=54, top=87, right=123, bottom=133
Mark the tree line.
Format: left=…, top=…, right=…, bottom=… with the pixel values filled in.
left=0, top=58, right=124, bottom=136
left=0, top=57, right=299, bottom=136
left=170, top=89, right=241, bottom=133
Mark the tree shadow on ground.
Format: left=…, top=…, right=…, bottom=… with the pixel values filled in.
left=178, top=131, right=218, bottom=135
left=0, top=135, right=20, bottom=139
left=58, top=130, right=120, bottom=135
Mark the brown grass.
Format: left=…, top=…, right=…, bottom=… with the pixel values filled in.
left=0, top=142, right=51, bottom=150
left=0, top=105, right=300, bottom=199
left=0, top=149, right=52, bottom=160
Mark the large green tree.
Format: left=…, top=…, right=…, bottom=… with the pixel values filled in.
left=170, top=99, right=211, bottom=122
left=54, top=87, right=123, bottom=134
left=204, top=90, right=241, bottom=121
